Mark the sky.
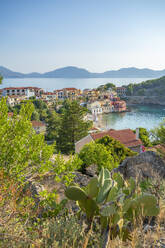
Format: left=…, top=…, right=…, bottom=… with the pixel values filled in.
left=1, top=0, right=165, bottom=73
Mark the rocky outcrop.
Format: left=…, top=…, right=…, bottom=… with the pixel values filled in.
left=126, top=96, right=165, bottom=105
left=116, top=151, right=165, bottom=180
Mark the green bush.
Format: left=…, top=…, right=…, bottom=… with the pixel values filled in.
left=79, top=136, right=136, bottom=172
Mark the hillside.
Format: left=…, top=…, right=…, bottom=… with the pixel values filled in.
left=125, top=76, right=165, bottom=96
left=124, top=76, right=165, bottom=105
left=1, top=66, right=165, bottom=78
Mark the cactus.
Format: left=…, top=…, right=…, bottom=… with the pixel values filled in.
left=136, top=194, right=159, bottom=216
left=112, top=173, right=124, bottom=189
left=101, top=203, right=117, bottom=217
left=106, top=186, right=118, bottom=202
left=97, top=179, right=112, bottom=204
left=87, top=177, right=99, bottom=198
left=79, top=198, right=99, bottom=218
left=65, top=186, right=87, bottom=201
left=98, top=167, right=104, bottom=187
left=65, top=167, right=160, bottom=245
left=104, top=168, right=111, bottom=180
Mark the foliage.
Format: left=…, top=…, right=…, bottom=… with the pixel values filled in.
left=0, top=97, right=54, bottom=182
left=45, top=110, right=61, bottom=141
left=0, top=98, right=82, bottom=229
left=57, top=100, right=92, bottom=154
left=51, top=154, right=83, bottom=186
left=79, top=142, right=117, bottom=172
left=0, top=75, right=3, bottom=84
left=31, top=109, right=40, bottom=121
left=79, top=136, right=136, bottom=172
left=133, top=127, right=152, bottom=147
left=65, top=168, right=160, bottom=245
left=125, top=76, right=165, bottom=97
left=97, top=82, right=116, bottom=92
left=151, top=119, right=165, bottom=144
left=97, top=136, right=136, bottom=163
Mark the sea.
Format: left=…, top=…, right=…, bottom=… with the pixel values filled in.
left=1, top=77, right=165, bottom=131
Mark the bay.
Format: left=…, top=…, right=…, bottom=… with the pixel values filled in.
left=1, top=77, right=163, bottom=130
left=100, top=105, right=165, bottom=131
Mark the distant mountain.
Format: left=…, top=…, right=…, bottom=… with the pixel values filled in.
left=1, top=66, right=165, bottom=78
left=43, top=66, right=91, bottom=78
left=0, top=66, right=24, bottom=78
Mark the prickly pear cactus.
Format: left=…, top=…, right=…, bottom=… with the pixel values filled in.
left=97, top=179, right=112, bottom=204
left=65, top=167, right=160, bottom=243
left=87, top=177, right=99, bottom=198
left=65, top=186, right=87, bottom=201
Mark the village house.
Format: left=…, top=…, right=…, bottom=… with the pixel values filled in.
left=54, top=88, right=81, bottom=100
left=83, top=89, right=99, bottom=101
left=99, top=88, right=117, bottom=100
left=31, top=121, right=46, bottom=134
left=116, top=87, right=126, bottom=97
left=6, top=95, right=27, bottom=106
left=87, top=101, right=103, bottom=115
left=75, top=128, right=142, bottom=153
left=2, top=87, right=43, bottom=98
left=112, top=100, right=127, bottom=112
left=7, top=112, right=14, bottom=118
left=41, top=92, right=57, bottom=102
left=101, top=100, right=114, bottom=113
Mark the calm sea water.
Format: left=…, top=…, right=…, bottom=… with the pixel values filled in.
left=100, top=105, right=165, bottom=131
left=0, top=77, right=153, bottom=91
left=1, top=77, right=163, bottom=130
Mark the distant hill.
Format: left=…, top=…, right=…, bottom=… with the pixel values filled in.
left=125, top=76, right=165, bottom=97
left=1, top=66, right=165, bottom=78
left=43, top=66, right=91, bottom=78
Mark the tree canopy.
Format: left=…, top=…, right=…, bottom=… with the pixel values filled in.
left=57, top=100, right=92, bottom=154
left=79, top=135, right=136, bottom=172
left=151, top=119, right=165, bottom=144
left=0, top=75, right=3, bottom=84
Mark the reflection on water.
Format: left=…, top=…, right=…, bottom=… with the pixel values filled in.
left=100, top=105, right=165, bottom=130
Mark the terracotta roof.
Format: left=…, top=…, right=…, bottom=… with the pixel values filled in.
left=90, top=127, right=99, bottom=131
left=8, top=112, right=13, bottom=117
left=63, top=88, right=77, bottom=91
left=7, top=95, right=26, bottom=98
left=42, top=92, right=56, bottom=95
left=91, top=129, right=142, bottom=148
left=31, top=121, right=46, bottom=127
left=3, top=87, right=42, bottom=90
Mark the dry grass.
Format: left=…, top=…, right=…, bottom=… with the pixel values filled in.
left=0, top=169, right=165, bottom=248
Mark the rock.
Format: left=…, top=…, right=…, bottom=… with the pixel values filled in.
left=126, top=96, right=165, bottom=106
left=85, top=164, right=97, bottom=177
left=115, top=151, right=165, bottom=180
left=24, top=180, right=45, bottom=205
left=73, top=171, right=92, bottom=187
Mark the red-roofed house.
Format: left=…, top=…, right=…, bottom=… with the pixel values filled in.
left=31, top=121, right=46, bottom=134
left=54, top=88, right=81, bottom=100
left=2, top=87, right=43, bottom=98
left=41, top=92, right=57, bottom=102
left=75, top=128, right=142, bottom=153
left=8, top=112, right=14, bottom=118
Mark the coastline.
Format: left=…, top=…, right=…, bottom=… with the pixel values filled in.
left=124, top=96, right=165, bottom=106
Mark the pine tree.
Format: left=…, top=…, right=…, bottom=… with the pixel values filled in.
left=57, top=100, right=92, bottom=154
left=0, top=75, right=3, bottom=84
left=46, top=110, right=61, bottom=141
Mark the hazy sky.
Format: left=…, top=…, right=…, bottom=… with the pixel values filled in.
left=1, top=0, right=165, bottom=73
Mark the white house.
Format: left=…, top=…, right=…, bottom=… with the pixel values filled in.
left=2, top=87, right=43, bottom=99
left=87, top=101, right=103, bottom=115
